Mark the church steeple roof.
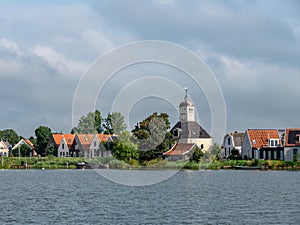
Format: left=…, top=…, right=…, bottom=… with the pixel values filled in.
left=179, top=87, right=194, bottom=107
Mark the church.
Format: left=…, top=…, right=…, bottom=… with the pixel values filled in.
left=164, top=88, right=212, bottom=160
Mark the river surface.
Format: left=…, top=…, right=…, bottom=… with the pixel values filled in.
left=0, top=169, right=299, bottom=224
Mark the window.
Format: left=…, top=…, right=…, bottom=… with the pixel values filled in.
left=60, top=152, right=63, bottom=156
left=269, top=139, right=279, bottom=147
left=62, top=144, right=64, bottom=149
left=228, top=138, right=231, bottom=145
left=189, top=108, right=193, bottom=112
left=94, top=141, right=97, bottom=147
left=173, top=130, right=178, bottom=137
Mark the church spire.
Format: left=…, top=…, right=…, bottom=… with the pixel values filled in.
left=179, top=87, right=195, bottom=122
left=184, top=87, right=188, bottom=101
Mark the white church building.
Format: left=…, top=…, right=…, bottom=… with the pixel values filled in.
left=169, top=88, right=212, bottom=152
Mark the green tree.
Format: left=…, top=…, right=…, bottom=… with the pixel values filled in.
left=47, top=145, right=57, bottom=156
left=0, top=129, right=19, bottom=146
left=131, top=112, right=174, bottom=161
left=35, top=126, right=51, bottom=156
left=189, top=146, right=203, bottom=163
left=103, top=112, right=127, bottom=134
left=72, top=110, right=102, bottom=134
left=12, top=144, right=31, bottom=157
left=110, top=131, right=139, bottom=162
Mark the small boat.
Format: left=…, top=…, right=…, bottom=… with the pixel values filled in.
left=232, top=166, right=262, bottom=170
left=76, top=162, right=92, bottom=169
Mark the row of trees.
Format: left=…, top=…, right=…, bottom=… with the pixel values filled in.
left=71, top=110, right=127, bottom=135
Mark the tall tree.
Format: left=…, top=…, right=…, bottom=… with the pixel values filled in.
left=131, top=112, right=174, bottom=161
left=72, top=110, right=102, bottom=134
left=103, top=112, right=127, bottom=134
left=0, top=129, right=19, bottom=146
left=35, top=126, right=51, bottom=156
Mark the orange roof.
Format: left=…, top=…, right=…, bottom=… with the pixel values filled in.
left=164, top=143, right=195, bottom=156
left=97, top=134, right=114, bottom=142
left=285, top=128, right=300, bottom=147
left=247, top=129, right=281, bottom=148
left=76, top=134, right=94, bottom=149
left=24, top=139, right=35, bottom=149
left=52, top=134, right=75, bottom=149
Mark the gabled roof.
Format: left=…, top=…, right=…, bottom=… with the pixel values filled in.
left=52, top=134, right=75, bottom=149
left=76, top=134, right=94, bottom=149
left=13, top=139, right=35, bottom=150
left=285, top=128, right=300, bottom=147
left=171, top=121, right=211, bottom=138
left=97, top=134, right=112, bottom=142
left=164, top=143, right=195, bottom=156
left=0, top=141, right=10, bottom=150
left=228, top=132, right=244, bottom=147
left=24, top=139, right=35, bottom=149
left=247, top=129, right=281, bottom=148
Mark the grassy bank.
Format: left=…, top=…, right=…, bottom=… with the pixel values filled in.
left=1, top=157, right=300, bottom=170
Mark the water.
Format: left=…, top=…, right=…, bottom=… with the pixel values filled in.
left=0, top=169, right=300, bottom=224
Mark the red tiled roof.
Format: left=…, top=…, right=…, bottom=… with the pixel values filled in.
left=52, top=134, right=75, bottom=149
left=247, top=129, right=281, bottom=148
left=285, top=128, right=300, bottom=147
left=97, top=134, right=113, bottom=142
left=24, top=139, right=35, bottom=149
left=76, top=134, right=94, bottom=149
left=164, top=143, right=195, bottom=156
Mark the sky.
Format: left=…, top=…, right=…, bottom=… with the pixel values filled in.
left=0, top=0, right=299, bottom=141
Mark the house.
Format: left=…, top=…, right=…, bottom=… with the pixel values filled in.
left=164, top=143, right=197, bottom=161
left=170, top=88, right=212, bottom=152
left=96, top=134, right=114, bottom=157
left=221, top=132, right=244, bottom=159
left=75, top=134, right=95, bottom=158
left=284, top=128, right=300, bottom=161
left=76, top=134, right=115, bottom=158
left=0, top=141, right=10, bottom=157
left=241, top=129, right=283, bottom=160
left=12, top=139, right=37, bottom=157
left=46, top=133, right=76, bottom=157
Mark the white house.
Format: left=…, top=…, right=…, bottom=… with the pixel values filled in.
left=0, top=141, right=10, bottom=157
left=12, top=139, right=37, bottom=157
left=221, top=132, right=244, bottom=159
left=76, top=134, right=114, bottom=158
left=284, top=128, right=300, bottom=161
left=241, top=129, right=283, bottom=160
left=46, top=133, right=75, bottom=157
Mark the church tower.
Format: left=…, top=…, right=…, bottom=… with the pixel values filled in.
left=170, top=87, right=212, bottom=152
left=179, top=87, right=195, bottom=122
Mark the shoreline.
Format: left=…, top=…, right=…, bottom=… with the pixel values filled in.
left=2, top=157, right=300, bottom=171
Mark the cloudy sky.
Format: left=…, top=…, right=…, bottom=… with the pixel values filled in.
left=0, top=0, right=299, bottom=141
